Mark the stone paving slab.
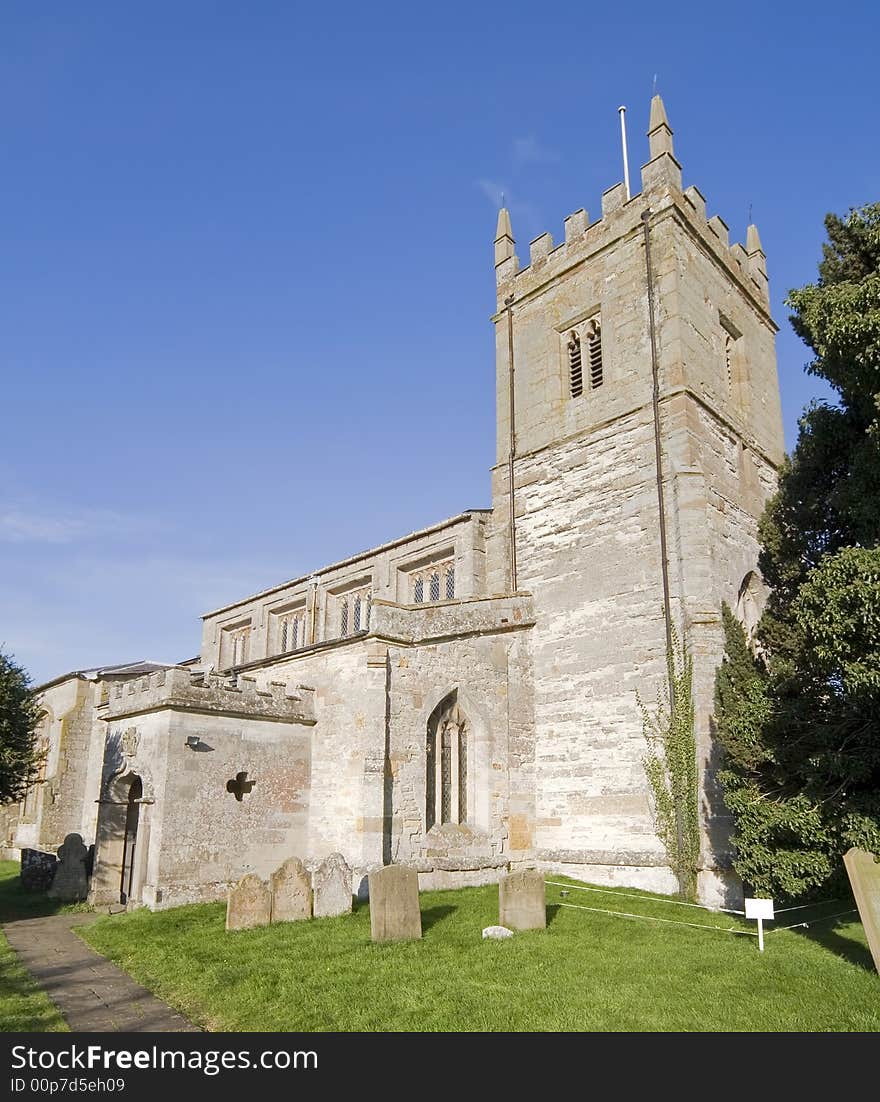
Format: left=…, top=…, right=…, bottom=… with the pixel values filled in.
left=3, top=913, right=200, bottom=1032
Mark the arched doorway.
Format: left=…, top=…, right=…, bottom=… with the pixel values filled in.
left=90, top=769, right=151, bottom=908
left=120, top=776, right=143, bottom=905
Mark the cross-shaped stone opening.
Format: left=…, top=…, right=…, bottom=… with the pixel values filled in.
left=226, top=771, right=255, bottom=802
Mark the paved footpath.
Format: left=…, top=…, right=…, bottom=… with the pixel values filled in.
left=4, top=913, right=200, bottom=1032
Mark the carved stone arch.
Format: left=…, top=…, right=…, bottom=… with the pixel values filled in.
left=100, top=762, right=155, bottom=804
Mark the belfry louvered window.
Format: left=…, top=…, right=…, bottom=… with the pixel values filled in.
left=587, top=320, right=603, bottom=389
left=568, top=332, right=583, bottom=398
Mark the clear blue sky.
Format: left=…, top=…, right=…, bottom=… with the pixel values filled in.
left=2, top=3, right=877, bottom=684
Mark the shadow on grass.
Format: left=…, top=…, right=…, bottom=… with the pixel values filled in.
left=0, top=870, right=89, bottom=925
left=0, top=947, right=66, bottom=1031
left=546, top=903, right=561, bottom=926
left=793, top=918, right=876, bottom=973
left=421, top=905, right=456, bottom=932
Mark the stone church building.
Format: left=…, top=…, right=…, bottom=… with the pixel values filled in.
left=7, top=97, right=783, bottom=910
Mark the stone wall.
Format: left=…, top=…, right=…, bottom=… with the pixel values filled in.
left=485, top=124, right=784, bottom=903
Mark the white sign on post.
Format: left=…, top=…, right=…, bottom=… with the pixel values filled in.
left=744, top=897, right=775, bottom=951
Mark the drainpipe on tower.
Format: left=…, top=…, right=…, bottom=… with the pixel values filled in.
left=505, top=294, right=518, bottom=593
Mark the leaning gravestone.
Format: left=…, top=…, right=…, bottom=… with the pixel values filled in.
left=498, top=869, right=546, bottom=931
left=843, top=847, right=880, bottom=975
left=270, top=858, right=313, bottom=923
left=21, top=849, right=58, bottom=892
left=226, top=873, right=272, bottom=931
left=313, top=852, right=352, bottom=918
left=47, top=833, right=89, bottom=902
left=368, top=865, right=421, bottom=942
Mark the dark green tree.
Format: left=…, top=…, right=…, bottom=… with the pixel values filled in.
left=0, top=649, right=44, bottom=804
left=714, top=204, right=880, bottom=898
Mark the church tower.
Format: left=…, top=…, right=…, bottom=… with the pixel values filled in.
left=487, top=97, right=784, bottom=904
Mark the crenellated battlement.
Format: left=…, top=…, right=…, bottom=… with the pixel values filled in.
left=494, top=95, right=769, bottom=317
left=99, top=666, right=316, bottom=724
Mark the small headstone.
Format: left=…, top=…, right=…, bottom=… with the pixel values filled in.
left=843, top=847, right=880, bottom=974
left=47, top=833, right=89, bottom=902
left=226, top=873, right=272, bottom=931
left=369, top=865, right=422, bottom=942
left=270, top=858, right=312, bottom=923
left=482, top=925, right=514, bottom=939
left=498, top=869, right=546, bottom=931
left=21, top=849, right=58, bottom=892
left=313, top=852, right=352, bottom=918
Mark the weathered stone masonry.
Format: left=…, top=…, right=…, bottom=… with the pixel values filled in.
left=12, top=95, right=784, bottom=911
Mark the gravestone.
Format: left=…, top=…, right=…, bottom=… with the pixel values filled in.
left=368, top=865, right=421, bottom=942
left=498, top=869, right=546, bottom=931
left=313, top=852, right=352, bottom=918
left=270, top=858, right=312, bottom=923
left=843, top=847, right=880, bottom=974
left=47, top=833, right=89, bottom=902
left=21, top=849, right=58, bottom=892
left=226, top=873, right=272, bottom=931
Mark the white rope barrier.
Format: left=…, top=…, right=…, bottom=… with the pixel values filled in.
left=546, top=879, right=746, bottom=916
left=770, top=908, right=859, bottom=932
left=556, top=900, right=758, bottom=937
left=774, top=898, right=842, bottom=914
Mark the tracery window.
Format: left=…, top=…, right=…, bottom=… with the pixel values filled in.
left=279, top=610, right=306, bottom=653
left=229, top=626, right=250, bottom=666
left=339, top=587, right=372, bottom=637
left=426, top=693, right=468, bottom=830
left=411, top=560, right=454, bottom=604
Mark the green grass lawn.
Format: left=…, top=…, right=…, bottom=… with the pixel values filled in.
left=0, top=861, right=72, bottom=1032
left=73, top=875, right=879, bottom=1032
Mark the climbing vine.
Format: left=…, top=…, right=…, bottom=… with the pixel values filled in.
left=641, top=632, right=701, bottom=901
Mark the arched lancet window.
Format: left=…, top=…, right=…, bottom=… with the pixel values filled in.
left=568, top=332, right=583, bottom=398
left=353, top=595, right=362, bottom=632
left=426, top=692, right=468, bottom=830
left=587, top=319, right=603, bottom=389
left=413, top=574, right=424, bottom=603
left=429, top=571, right=440, bottom=602
left=280, top=612, right=304, bottom=653
left=230, top=627, right=250, bottom=666
left=22, top=717, right=49, bottom=821
left=340, top=598, right=349, bottom=637
left=445, top=564, right=455, bottom=599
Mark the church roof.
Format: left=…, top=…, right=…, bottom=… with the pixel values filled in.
left=37, top=660, right=180, bottom=693
left=202, top=508, right=493, bottom=620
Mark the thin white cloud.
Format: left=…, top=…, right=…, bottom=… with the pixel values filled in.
left=512, top=135, right=560, bottom=168
left=0, top=504, right=167, bottom=545
left=0, top=511, right=86, bottom=544
left=475, top=180, right=542, bottom=239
